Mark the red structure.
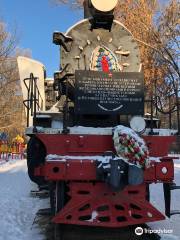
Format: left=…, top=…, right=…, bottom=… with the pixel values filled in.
left=34, top=134, right=175, bottom=228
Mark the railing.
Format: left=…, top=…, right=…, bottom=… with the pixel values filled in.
left=0, top=142, right=25, bottom=161
left=23, top=73, right=44, bottom=131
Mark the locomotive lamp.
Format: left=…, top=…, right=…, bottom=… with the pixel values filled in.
left=91, top=0, right=118, bottom=12
left=130, top=116, right=146, bottom=134
left=84, top=0, right=118, bottom=29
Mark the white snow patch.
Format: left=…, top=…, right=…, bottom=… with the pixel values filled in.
left=87, top=211, right=98, bottom=222
left=149, top=157, right=161, bottom=162
left=168, top=154, right=180, bottom=158
left=174, top=163, right=180, bottom=169
left=46, top=155, right=163, bottom=170
left=26, top=126, right=113, bottom=135
left=70, top=126, right=113, bottom=135
left=144, top=128, right=177, bottom=136
left=0, top=159, right=26, bottom=173
left=0, top=159, right=48, bottom=240
left=46, top=154, right=113, bottom=163
left=25, top=125, right=178, bottom=137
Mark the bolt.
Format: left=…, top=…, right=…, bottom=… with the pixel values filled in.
left=162, top=167, right=168, bottom=174
left=147, top=212, right=153, bottom=218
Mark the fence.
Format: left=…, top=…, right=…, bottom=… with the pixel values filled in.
left=0, top=142, right=25, bottom=161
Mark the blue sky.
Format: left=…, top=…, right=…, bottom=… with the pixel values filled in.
left=0, top=0, right=83, bottom=77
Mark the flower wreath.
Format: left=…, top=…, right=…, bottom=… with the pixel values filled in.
left=113, top=126, right=149, bottom=168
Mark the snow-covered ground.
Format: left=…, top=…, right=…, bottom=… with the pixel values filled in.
left=0, top=159, right=180, bottom=240
left=149, top=160, right=180, bottom=240
left=0, top=159, right=47, bottom=240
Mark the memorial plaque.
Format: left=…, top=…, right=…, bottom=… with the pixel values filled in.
left=75, top=70, right=144, bottom=115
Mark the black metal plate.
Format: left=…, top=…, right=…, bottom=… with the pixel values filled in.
left=75, top=70, right=144, bottom=115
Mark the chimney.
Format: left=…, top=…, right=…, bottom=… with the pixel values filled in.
left=83, top=0, right=118, bottom=30
left=83, top=0, right=92, bottom=19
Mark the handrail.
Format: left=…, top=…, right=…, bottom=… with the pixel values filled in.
left=23, top=73, right=44, bottom=131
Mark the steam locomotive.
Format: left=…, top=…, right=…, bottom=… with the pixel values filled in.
left=18, top=0, right=180, bottom=238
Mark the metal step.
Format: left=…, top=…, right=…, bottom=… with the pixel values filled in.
left=170, top=183, right=180, bottom=190
left=30, top=190, right=49, bottom=198
left=39, top=184, right=49, bottom=191
left=37, top=208, right=52, bottom=216
left=170, top=210, right=180, bottom=216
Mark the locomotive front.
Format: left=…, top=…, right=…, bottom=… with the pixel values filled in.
left=21, top=0, right=180, bottom=237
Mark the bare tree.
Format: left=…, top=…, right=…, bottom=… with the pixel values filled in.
left=146, top=0, right=180, bottom=130
left=0, top=20, right=30, bottom=140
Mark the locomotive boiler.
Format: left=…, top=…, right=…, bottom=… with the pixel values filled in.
left=18, top=0, right=180, bottom=238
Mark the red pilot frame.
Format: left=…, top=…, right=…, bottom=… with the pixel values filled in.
left=33, top=133, right=175, bottom=228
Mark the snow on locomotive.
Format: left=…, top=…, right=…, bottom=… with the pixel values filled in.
left=18, top=0, right=179, bottom=237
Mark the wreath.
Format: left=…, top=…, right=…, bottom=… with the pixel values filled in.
left=113, top=126, right=149, bottom=168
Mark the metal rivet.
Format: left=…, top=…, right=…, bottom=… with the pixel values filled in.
left=162, top=167, right=168, bottom=174
left=97, top=35, right=101, bottom=41
left=147, top=212, right=153, bottom=218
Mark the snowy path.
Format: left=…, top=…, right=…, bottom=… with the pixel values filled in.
left=0, top=160, right=47, bottom=240
left=0, top=159, right=180, bottom=240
